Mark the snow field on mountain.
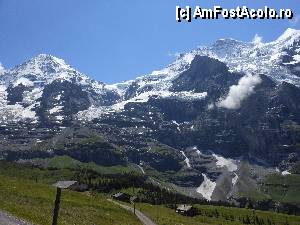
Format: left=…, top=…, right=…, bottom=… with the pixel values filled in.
left=212, top=154, right=238, bottom=172
left=180, top=151, right=191, bottom=168
left=196, top=173, right=217, bottom=201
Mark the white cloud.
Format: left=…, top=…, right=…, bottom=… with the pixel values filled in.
left=207, top=103, right=215, bottom=110
left=217, top=74, right=261, bottom=110
left=0, top=63, right=5, bottom=75
left=252, top=34, right=263, bottom=45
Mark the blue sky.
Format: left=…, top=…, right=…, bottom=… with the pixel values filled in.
left=0, top=0, right=299, bottom=84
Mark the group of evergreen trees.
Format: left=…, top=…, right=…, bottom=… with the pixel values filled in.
left=237, top=197, right=300, bottom=216
left=73, top=168, right=209, bottom=204
left=190, top=208, right=285, bottom=225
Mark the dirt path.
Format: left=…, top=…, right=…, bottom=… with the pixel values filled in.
left=0, top=211, right=33, bottom=225
left=108, top=199, right=157, bottom=225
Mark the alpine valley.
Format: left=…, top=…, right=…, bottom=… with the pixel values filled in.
left=1, top=28, right=300, bottom=207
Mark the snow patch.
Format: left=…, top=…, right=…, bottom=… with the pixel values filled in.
left=22, top=87, right=43, bottom=105
left=196, top=173, right=216, bottom=201
left=282, top=170, right=291, bottom=176
left=55, top=115, right=64, bottom=121
left=192, top=146, right=202, bottom=156
left=49, top=106, right=63, bottom=114
left=54, top=94, right=62, bottom=101
left=14, top=77, right=34, bottom=87
left=22, top=105, right=36, bottom=119
left=293, top=54, right=300, bottom=62
left=172, top=120, right=181, bottom=131
left=196, top=150, right=202, bottom=156
left=172, top=120, right=180, bottom=126
left=77, top=91, right=207, bottom=121
left=137, top=164, right=145, bottom=174
left=180, top=151, right=191, bottom=168
left=232, top=173, right=238, bottom=185
left=212, top=154, right=237, bottom=172
left=0, top=103, right=37, bottom=123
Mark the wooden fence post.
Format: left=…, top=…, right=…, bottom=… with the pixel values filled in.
left=51, top=180, right=77, bottom=225
left=52, top=187, right=62, bottom=225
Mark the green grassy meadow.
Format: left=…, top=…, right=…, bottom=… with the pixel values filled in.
left=137, top=203, right=300, bottom=225
left=1, top=160, right=300, bottom=225
left=0, top=161, right=142, bottom=225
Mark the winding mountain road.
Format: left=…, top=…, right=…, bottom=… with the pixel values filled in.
left=0, top=211, right=32, bottom=225
left=108, top=199, right=157, bottom=225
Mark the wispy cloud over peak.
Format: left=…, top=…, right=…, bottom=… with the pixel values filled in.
left=252, top=34, right=263, bottom=45
left=0, top=63, right=5, bottom=75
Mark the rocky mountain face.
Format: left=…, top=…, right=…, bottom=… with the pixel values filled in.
left=1, top=29, right=300, bottom=202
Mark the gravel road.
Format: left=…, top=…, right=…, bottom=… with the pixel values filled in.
left=0, top=211, right=33, bottom=225
left=108, top=199, right=157, bottom=225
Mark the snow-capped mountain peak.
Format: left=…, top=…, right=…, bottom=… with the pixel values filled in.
left=274, top=28, right=300, bottom=45
left=9, top=54, right=78, bottom=83
left=1, top=28, right=300, bottom=124
left=0, top=54, right=121, bottom=124
left=3, top=53, right=112, bottom=95
left=190, top=28, right=300, bottom=85
left=110, top=28, right=300, bottom=103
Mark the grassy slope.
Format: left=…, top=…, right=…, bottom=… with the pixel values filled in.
left=137, top=203, right=300, bottom=225
left=0, top=174, right=141, bottom=225
left=1, top=161, right=300, bottom=225
left=263, top=174, right=300, bottom=204
left=47, top=155, right=139, bottom=174
left=0, top=161, right=75, bottom=184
